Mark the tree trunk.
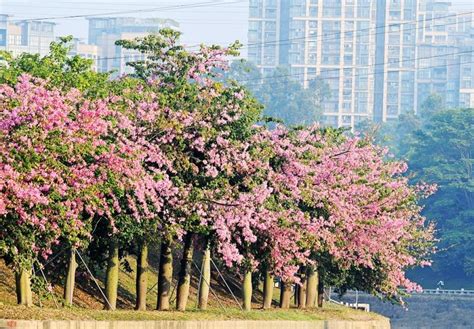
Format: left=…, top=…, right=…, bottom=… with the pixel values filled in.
left=242, top=269, right=252, bottom=311
left=198, top=244, right=211, bottom=310
left=317, top=271, right=324, bottom=308
left=15, top=267, right=33, bottom=306
left=279, top=281, right=292, bottom=309
left=297, top=268, right=307, bottom=309
left=105, top=241, right=119, bottom=310
left=262, top=269, right=273, bottom=309
left=157, top=239, right=173, bottom=311
left=305, top=266, right=318, bottom=308
left=63, top=248, right=77, bottom=306
left=135, top=242, right=148, bottom=311
left=176, top=233, right=194, bottom=311
left=294, top=283, right=298, bottom=305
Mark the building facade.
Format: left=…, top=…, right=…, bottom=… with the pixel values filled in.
left=415, top=0, right=474, bottom=112
left=87, top=17, right=179, bottom=75
left=249, top=0, right=382, bottom=127
left=373, top=0, right=418, bottom=123
left=0, top=16, right=55, bottom=57
left=248, top=0, right=474, bottom=127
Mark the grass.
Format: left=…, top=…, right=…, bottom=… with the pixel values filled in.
left=0, top=304, right=384, bottom=322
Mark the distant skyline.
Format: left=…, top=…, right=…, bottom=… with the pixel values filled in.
left=1, top=0, right=473, bottom=53
left=0, top=0, right=249, bottom=54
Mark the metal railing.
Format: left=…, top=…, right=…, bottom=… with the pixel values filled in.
left=408, top=289, right=474, bottom=295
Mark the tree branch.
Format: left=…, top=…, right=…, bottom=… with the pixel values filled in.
left=202, top=198, right=240, bottom=207
left=329, top=149, right=351, bottom=158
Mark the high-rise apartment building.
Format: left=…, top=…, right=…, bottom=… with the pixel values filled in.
left=249, top=0, right=379, bottom=127
left=248, top=0, right=474, bottom=127
left=373, top=0, right=418, bottom=122
left=415, top=0, right=473, bottom=112
left=459, top=42, right=474, bottom=108
left=87, top=17, right=179, bottom=75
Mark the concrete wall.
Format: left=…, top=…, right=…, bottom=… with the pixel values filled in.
left=1, top=319, right=390, bottom=329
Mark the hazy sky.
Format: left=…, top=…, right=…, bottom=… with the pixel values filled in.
left=0, top=1, right=248, bottom=47
left=1, top=0, right=473, bottom=52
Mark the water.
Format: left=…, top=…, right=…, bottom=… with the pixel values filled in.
left=332, top=292, right=474, bottom=329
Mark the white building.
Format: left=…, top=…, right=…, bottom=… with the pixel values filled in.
left=5, top=18, right=55, bottom=57
left=87, top=17, right=179, bottom=75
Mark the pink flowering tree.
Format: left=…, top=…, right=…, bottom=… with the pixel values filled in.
left=204, top=126, right=321, bottom=310
left=0, top=76, right=114, bottom=306
left=115, top=28, right=263, bottom=311
left=207, top=124, right=435, bottom=309
left=276, top=127, right=436, bottom=305
left=0, top=75, right=179, bottom=309
left=98, top=91, right=182, bottom=311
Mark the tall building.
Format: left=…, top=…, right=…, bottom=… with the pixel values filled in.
left=415, top=0, right=473, bottom=112
left=458, top=37, right=474, bottom=108
left=87, top=17, right=179, bottom=75
left=249, top=0, right=381, bottom=128
left=248, top=0, right=474, bottom=127
left=0, top=16, right=55, bottom=57
left=373, top=0, right=417, bottom=123
left=248, top=0, right=280, bottom=75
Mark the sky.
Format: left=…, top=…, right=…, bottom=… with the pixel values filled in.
left=1, top=0, right=473, bottom=54
left=0, top=0, right=249, bottom=49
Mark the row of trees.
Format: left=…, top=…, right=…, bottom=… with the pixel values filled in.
left=0, top=30, right=435, bottom=311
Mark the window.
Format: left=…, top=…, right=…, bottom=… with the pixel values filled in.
left=357, top=7, right=370, bottom=18
left=93, top=20, right=106, bottom=28
left=389, top=10, right=401, bottom=20
left=343, top=102, right=352, bottom=112
left=249, top=21, right=261, bottom=32
left=249, top=6, right=262, bottom=17
left=322, top=0, right=341, bottom=17
left=265, top=8, right=277, bottom=18
left=42, top=24, right=53, bottom=32
left=388, top=93, right=398, bottom=104
left=345, top=6, right=354, bottom=18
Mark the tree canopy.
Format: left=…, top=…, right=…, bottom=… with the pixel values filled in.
left=0, top=30, right=436, bottom=311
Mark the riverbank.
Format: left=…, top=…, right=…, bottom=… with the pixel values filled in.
left=335, top=292, right=474, bottom=329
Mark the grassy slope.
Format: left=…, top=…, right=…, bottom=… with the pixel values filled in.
left=0, top=258, right=383, bottom=322
left=0, top=305, right=384, bottom=321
